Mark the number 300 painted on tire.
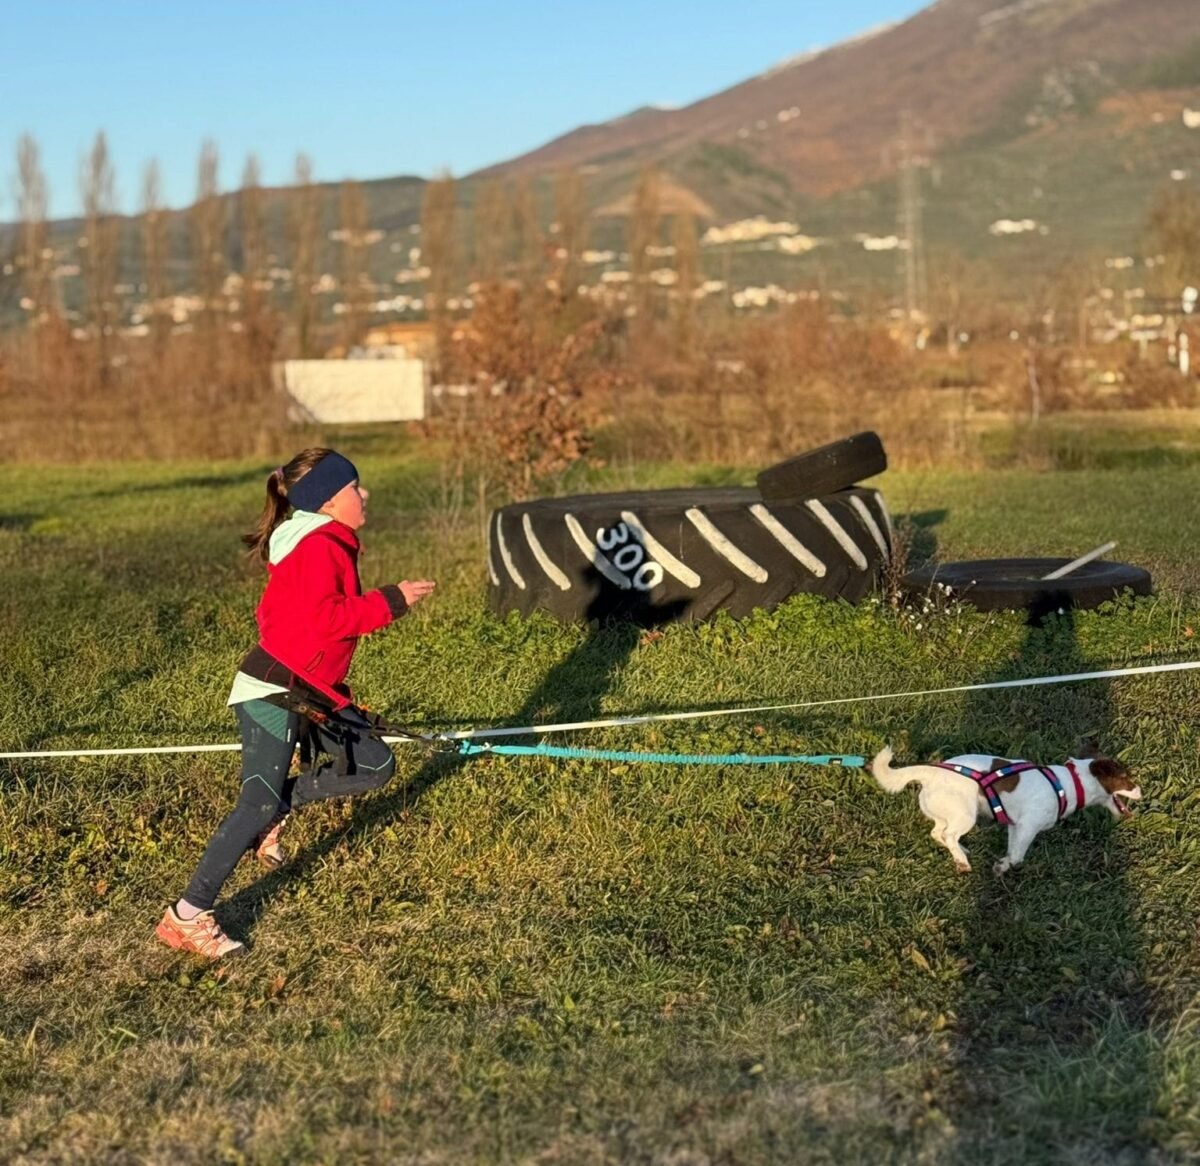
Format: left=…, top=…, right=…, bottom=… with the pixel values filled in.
left=596, top=523, right=664, bottom=591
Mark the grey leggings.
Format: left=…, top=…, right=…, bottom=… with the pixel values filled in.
left=183, top=698, right=396, bottom=910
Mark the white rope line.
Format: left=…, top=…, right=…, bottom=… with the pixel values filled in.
left=0, top=742, right=246, bottom=760
left=3, top=660, right=1197, bottom=761
left=439, top=659, right=1200, bottom=739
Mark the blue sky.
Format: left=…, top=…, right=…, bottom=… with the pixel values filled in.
left=3, top=1, right=926, bottom=216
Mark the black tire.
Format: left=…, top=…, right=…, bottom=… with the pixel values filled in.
left=488, top=485, right=893, bottom=624
left=756, top=431, right=887, bottom=502
left=901, top=558, right=1152, bottom=614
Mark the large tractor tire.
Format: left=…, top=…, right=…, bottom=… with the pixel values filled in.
left=756, top=431, right=887, bottom=502
left=488, top=485, right=893, bottom=624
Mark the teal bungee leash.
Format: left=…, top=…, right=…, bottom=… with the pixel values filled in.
left=454, top=740, right=865, bottom=768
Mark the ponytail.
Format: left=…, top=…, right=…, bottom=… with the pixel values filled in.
left=242, top=447, right=334, bottom=564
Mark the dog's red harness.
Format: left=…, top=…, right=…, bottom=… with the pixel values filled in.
left=935, top=759, right=1087, bottom=826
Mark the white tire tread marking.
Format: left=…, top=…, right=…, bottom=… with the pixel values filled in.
left=805, top=499, right=868, bottom=570
left=486, top=520, right=500, bottom=586
left=685, top=509, right=768, bottom=583
left=619, top=510, right=701, bottom=588
left=849, top=495, right=890, bottom=559
left=875, top=491, right=895, bottom=542
left=522, top=513, right=571, bottom=590
left=749, top=504, right=827, bottom=577
left=496, top=515, right=526, bottom=589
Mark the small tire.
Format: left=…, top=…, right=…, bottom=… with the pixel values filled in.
left=488, top=485, right=893, bottom=624
left=756, top=431, right=887, bottom=502
left=901, top=558, right=1152, bottom=614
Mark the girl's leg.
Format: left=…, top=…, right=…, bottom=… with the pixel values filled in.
left=180, top=700, right=300, bottom=911
left=288, top=707, right=397, bottom=806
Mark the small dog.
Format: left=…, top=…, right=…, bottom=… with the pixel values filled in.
left=869, top=745, right=1141, bottom=874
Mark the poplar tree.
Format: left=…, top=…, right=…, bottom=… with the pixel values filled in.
left=629, top=166, right=661, bottom=331
left=338, top=178, right=371, bottom=349
left=512, top=177, right=542, bottom=293
left=190, top=139, right=225, bottom=380
left=289, top=153, right=320, bottom=358
left=421, top=172, right=457, bottom=375
left=553, top=169, right=586, bottom=304
left=673, top=209, right=699, bottom=342
left=238, top=154, right=275, bottom=367
left=15, top=134, right=54, bottom=325
left=473, top=177, right=509, bottom=284
left=140, top=159, right=170, bottom=359
left=80, top=131, right=120, bottom=378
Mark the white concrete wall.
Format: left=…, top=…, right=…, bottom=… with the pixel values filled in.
left=278, top=359, right=426, bottom=423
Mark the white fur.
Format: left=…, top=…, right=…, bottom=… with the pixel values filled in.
left=869, top=746, right=1142, bottom=875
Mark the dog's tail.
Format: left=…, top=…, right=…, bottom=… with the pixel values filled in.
left=869, top=746, right=919, bottom=794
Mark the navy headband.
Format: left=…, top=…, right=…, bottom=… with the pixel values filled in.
left=287, top=452, right=359, bottom=512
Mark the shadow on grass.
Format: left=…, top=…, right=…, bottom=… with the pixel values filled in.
left=901, top=509, right=947, bottom=571
left=920, top=608, right=1154, bottom=1158
left=63, top=466, right=270, bottom=504
left=221, top=591, right=685, bottom=939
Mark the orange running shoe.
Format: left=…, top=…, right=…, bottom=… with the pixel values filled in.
left=155, top=906, right=245, bottom=960
left=254, top=813, right=290, bottom=869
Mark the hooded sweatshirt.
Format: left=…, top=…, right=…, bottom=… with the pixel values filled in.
left=227, top=510, right=407, bottom=708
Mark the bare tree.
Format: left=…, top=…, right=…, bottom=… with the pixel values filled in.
left=190, top=139, right=225, bottom=379
left=473, top=176, right=510, bottom=284
left=672, top=209, right=699, bottom=341
left=629, top=166, right=661, bottom=331
left=15, top=134, right=54, bottom=324
left=513, top=177, right=543, bottom=293
left=289, top=153, right=320, bottom=358
left=421, top=172, right=457, bottom=375
left=553, top=169, right=586, bottom=304
left=237, top=154, right=277, bottom=372
left=338, top=178, right=371, bottom=349
left=140, top=159, right=171, bottom=358
left=80, top=131, right=120, bottom=377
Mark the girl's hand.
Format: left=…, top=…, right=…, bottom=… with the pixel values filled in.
left=399, top=579, right=436, bottom=607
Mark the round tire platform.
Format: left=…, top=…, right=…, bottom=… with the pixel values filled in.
left=901, top=558, right=1152, bottom=614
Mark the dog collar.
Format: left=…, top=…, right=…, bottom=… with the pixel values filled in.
left=1065, top=760, right=1086, bottom=813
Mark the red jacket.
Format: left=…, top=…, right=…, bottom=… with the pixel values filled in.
left=255, top=520, right=406, bottom=708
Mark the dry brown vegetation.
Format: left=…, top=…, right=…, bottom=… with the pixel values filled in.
left=2, top=149, right=1196, bottom=473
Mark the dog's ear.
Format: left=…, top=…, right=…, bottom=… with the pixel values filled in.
left=1076, top=736, right=1101, bottom=760
left=1091, top=757, right=1135, bottom=792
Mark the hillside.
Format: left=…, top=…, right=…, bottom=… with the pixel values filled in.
left=482, top=0, right=1198, bottom=201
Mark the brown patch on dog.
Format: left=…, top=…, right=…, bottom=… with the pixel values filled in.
left=982, top=759, right=1021, bottom=793
left=1091, top=757, right=1135, bottom=793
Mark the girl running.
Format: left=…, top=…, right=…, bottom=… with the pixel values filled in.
left=156, top=447, right=435, bottom=959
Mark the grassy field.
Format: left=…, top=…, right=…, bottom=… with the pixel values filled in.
left=2, top=426, right=1199, bottom=1165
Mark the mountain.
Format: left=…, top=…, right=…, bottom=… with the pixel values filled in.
left=480, top=0, right=1199, bottom=205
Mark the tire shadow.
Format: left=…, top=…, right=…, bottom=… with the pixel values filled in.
left=913, top=607, right=1154, bottom=1158
left=220, top=590, right=685, bottom=938
left=900, top=509, right=948, bottom=571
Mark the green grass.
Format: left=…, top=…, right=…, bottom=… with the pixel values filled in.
left=2, top=429, right=1199, bottom=1164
